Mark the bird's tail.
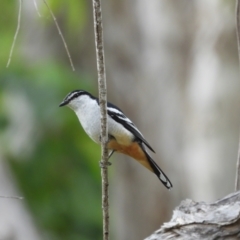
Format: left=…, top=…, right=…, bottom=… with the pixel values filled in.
left=141, top=144, right=173, bottom=189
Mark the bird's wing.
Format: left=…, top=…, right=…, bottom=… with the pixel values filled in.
left=107, top=102, right=155, bottom=153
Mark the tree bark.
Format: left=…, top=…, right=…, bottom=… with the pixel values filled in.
left=92, top=0, right=110, bottom=239
left=146, top=191, right=240, bottom=240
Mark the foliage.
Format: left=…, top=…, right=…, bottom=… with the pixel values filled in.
left=0, top=1, right=103, bottom=239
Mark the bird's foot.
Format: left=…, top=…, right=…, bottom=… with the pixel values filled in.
left=99, top=161, right=112, bottom=168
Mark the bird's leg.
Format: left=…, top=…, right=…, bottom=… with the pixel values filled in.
left=107, top=150, right=115, bottom=160
left=99, top=150, right=115, bottom=168
left=99, top=135, right=116, bottom=168
left=106, top=135, right=116, bottom=165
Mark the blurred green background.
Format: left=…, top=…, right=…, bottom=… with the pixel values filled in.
left=1, top=0, right=103, bottom=239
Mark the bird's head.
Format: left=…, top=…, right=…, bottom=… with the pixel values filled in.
left=59, top=90, right=94, bottom=111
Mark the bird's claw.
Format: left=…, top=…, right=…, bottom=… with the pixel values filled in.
left=99, top=161, right=112, bottom=168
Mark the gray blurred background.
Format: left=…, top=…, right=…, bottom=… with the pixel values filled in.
left=0, top=0, right=239, bottom=239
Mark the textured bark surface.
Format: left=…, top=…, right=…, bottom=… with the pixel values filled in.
left=92, top=0, right=110, bottom=239
left=146, top=191, right=240, bottom=240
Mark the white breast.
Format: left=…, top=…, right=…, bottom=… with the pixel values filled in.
left=68, top=95, right=101, bottom=143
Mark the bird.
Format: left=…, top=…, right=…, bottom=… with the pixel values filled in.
left=59, top=90, right=172, bottom=189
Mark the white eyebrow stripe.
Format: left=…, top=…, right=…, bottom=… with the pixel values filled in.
left=67, top=92, right=78, bottom=100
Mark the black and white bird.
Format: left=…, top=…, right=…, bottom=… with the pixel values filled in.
left=59, top=90, right=172, bottom=189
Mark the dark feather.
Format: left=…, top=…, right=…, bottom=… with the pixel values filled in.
left=141, top=143, right=172, bottom=189
left=107, top=103, right=155, bottom=153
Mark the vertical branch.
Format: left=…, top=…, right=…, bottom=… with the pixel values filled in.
left=92, top=0, right=109, bottom=239
left=235, top=0, right=240, bottom=191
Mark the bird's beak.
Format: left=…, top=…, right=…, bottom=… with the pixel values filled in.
left=59, top=101, right=67, bottom=107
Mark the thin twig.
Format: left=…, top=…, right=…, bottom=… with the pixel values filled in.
left=33, top=0, right=42, bottom=17
left=235, top=0, right=240, bottom=191
left=92, top=0, right=109, bottom=239
left=6, top=0, right=22, bottom=68
left=0, top=196, right=23, bottom=200
left=43, top=0, right=75, bottom=71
